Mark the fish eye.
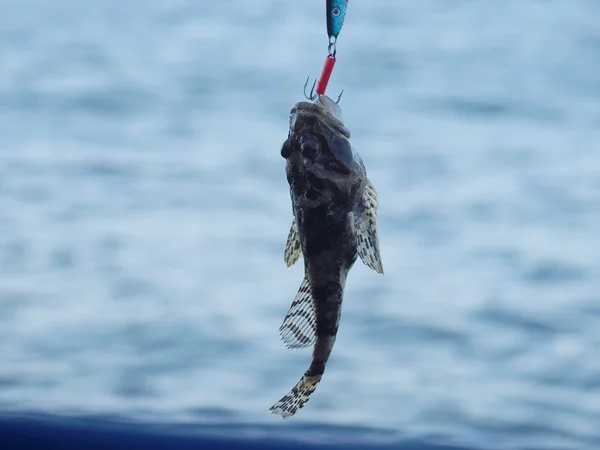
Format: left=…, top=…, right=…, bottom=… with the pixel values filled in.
left=300, top=137, right=321, bottom=158
left=325, top=158, right=350, bottom=175
left=326, top=160, right=340, bottom=170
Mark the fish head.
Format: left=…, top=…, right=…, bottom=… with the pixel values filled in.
left=280, top=95, right=366, bottom=206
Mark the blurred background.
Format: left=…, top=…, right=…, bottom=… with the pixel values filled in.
left=1, top=1, right=599, bottom=449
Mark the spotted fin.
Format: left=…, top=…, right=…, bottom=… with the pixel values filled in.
left=284, top=220, right=302, bottom=267
left=279, top=277, right=316, bottom=349
left=355, top=179, right=384, bottom=274
left=269, top=373, right=322, bottom=419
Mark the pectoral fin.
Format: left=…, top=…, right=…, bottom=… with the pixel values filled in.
left=284, top=219, right=302, bottom=267
left=355, top=179, right=384, bottom=274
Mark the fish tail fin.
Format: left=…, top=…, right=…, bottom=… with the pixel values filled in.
left=269, top=373, right=322, bottom=419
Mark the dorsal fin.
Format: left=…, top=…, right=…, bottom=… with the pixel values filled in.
left=278, top=277, right=316, bottom=349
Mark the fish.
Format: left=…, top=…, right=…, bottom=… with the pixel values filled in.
left=269, top=94, right=383, bottom=419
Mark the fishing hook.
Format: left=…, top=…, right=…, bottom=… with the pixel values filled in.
left=303, top=76, right=318, bottom=101
left=303, top=76, right=344, bottom=104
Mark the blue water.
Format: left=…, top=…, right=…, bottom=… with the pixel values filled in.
left=1, top=1, right=599, bottom=449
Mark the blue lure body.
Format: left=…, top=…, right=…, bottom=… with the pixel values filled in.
left=326, top=0, right=348, bottom=39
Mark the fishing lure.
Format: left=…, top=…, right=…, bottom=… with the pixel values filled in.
left=305, top=0, right=349, bottom=100
left=326, top=0, right=349, bottom=41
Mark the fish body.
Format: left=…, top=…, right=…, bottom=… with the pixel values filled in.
left=270, top=95, right=383, bottom=418
left=326, top=0, right=349, bottom=39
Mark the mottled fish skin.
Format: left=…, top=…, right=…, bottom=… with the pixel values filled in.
left=270, top=95, right=383, bottom=418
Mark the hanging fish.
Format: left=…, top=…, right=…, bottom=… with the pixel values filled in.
left=269, top=94, right=384, bottom=418
left=326, top=0, right=349, bottom=39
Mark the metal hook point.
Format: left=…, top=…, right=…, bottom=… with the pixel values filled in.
left=335, top=89, right=344, bottom=104
left=303, top=76, right=318, bottom=101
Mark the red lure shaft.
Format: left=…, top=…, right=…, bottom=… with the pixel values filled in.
left=315, top=55, right=337, bottom=96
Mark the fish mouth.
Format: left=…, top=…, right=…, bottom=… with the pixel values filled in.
left=291, top=101, right=351, bottom=139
